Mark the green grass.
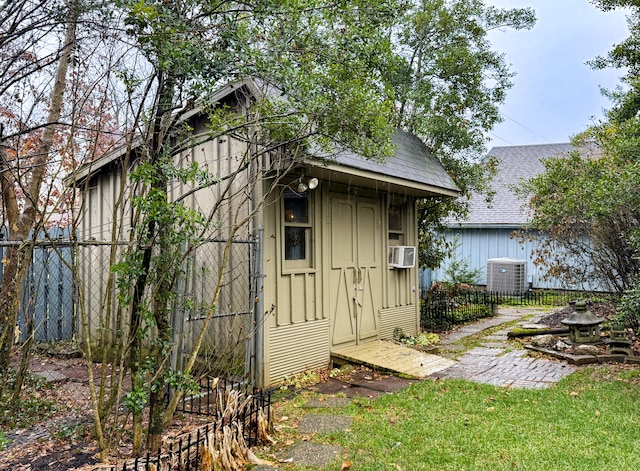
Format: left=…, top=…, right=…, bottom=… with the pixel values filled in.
left=286, top=366, right=640, bottom=471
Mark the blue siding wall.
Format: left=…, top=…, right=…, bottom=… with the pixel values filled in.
left=430, top=228, right=606, bottom=291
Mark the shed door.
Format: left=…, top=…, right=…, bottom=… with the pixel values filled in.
left=329, top=195, right=382, bottom=346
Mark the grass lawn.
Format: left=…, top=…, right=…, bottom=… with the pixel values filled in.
left=273, top=365, right=640, bottom=470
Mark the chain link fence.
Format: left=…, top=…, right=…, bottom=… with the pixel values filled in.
left=6, top=230, right=258, bottom=379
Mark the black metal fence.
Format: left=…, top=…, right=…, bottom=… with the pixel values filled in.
left=421, top=287, right=617, bottom=332
left=113, top=422, right=228, bottom=471
left=109, top=379, right=272, bottom=470
left=170, top=376, right=271, bottom=448
left=421, top=289, right=497, bottom=332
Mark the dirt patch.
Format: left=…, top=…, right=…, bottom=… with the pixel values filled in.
left=1, top=357, right=416, bottom=469
left=538, top=302, right=617, bottom=328
left=8, top=445, right=98, bottom=471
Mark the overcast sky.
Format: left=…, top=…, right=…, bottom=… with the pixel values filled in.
left=485, top=0, right=630, bottom=149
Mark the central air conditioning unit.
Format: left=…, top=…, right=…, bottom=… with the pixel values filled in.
left=486, top=258, right=527, bottom=294
left=388, top=246, right=416, bottom=269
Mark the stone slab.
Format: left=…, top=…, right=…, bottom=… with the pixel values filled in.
left=286, top=441, right=343, bottom=467
left=298, top=414, right=353, bottom=434
left=35, top=370, right=67, bottom=383
left=304, top=397, right=351, bottom=408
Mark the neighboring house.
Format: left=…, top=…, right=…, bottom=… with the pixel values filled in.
left=72, top=79, right=459, bottom=387
left=431, top=143, right=577, bottom=290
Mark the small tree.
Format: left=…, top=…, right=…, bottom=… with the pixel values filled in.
left=441, top=236, right=482, bottom=286
left=395, top=0, right=535, bottom=268
left=516, top=0, right=640, bottom=293
left=515, top=135, right=640, bottom=293
left=0, top=0, right=80, bottom=405
left=69, top=0, right=403, bottom=456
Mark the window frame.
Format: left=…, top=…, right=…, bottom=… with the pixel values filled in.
left=388, top=201, right=405, bottom=246
left=282, top=188, right=314, bottom=271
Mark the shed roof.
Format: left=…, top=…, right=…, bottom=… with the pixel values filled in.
left=449, top=143, right=575, bottom=228
left=71, top=79, right=459, bottom=198
left=306, top=130, right=459, bottom=197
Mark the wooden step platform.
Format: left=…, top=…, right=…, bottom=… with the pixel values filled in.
left=331, top=341, right=456, bottom=379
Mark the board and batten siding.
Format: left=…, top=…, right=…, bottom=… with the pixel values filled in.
left=382, top=195, right=420, bottom=337
left=77, top=133, right=255, bottom=356
left=262, top=186, right=325, bottom=384
left=78, top=164, right=131, bottom=346
left=432, top=228, right=535, bottom=287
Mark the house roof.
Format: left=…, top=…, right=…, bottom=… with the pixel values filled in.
left=449, top=143, right=575, bottom=228
left=306, top=130, right=459, bottom=197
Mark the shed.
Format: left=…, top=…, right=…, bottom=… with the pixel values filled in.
left=73, top=80, right=459, bottom=387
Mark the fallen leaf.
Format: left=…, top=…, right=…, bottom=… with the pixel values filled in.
left=487, top=406, right=495, bottom=412
left=339, top=460, right=353, bottom=470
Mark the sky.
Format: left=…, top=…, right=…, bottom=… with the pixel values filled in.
left=485, top=0, right=631, bottom=149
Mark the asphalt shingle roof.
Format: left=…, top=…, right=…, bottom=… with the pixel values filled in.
left=453, top=143, right=575, bottom=227
left=330, top=130, right=459, bottom=194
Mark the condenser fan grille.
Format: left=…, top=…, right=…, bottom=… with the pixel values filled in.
left=486, top=258, right=527, bottom=294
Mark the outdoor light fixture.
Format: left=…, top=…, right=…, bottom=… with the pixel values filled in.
left=296, top=177, right=319, bottom=193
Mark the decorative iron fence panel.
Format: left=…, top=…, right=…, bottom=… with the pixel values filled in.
left=421, top=288, right=617, bottom=332
left=421, top=290, right=497, bottom=332
left=99, top=379, right=273, bottom=471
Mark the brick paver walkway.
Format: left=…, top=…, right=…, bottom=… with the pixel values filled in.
left=433, top=346, right=576, bottom=389
left=432, top=307, right=577, bottom=389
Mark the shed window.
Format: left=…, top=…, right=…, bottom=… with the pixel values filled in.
left=283, top=189, right=312, bottom=267
left=388, top=203, right=404, bottom=244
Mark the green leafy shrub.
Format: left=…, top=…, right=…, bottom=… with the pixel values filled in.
left=616, top=277, right=640, bottom=333
left=393, top=328, right=440, bottom=347
left=0, top=370, right=57, bottom=429
left=442, top=236, right=482, bottom=286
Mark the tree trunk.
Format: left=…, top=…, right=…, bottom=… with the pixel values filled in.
left=0, top=0, right=78, bottom=398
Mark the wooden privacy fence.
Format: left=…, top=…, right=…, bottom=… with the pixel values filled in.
left=0, top=228, right=76, bottom=343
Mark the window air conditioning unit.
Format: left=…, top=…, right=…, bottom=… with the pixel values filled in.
left=486, top=258, right=527, bottom=294
left=388, top=246, right=416, bottom=269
